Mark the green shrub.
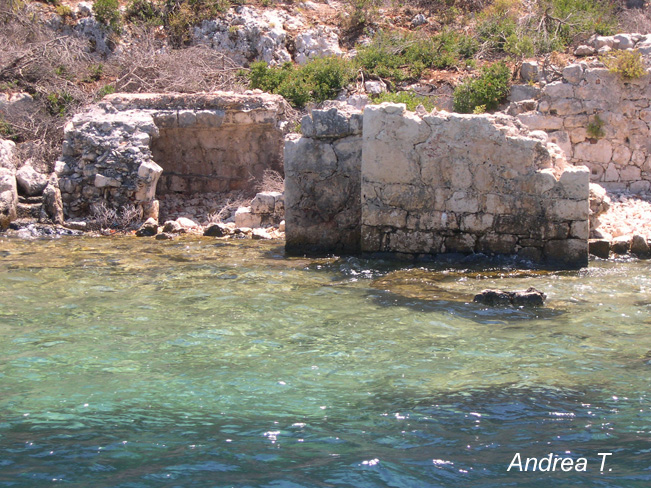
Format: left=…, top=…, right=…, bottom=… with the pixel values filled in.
left=586, top=114, right=605, bottom=139
left=355, top=30, right=477, bottom=83
left=93, top=0, right=122, bottom=32
left=46, top=91, right=75, bottom=116
left=453, top=62, right=511, bottom=114
left=372, top=91, right=435, bottom=112
left=97, top=84, right=116, bottom=99
left=55, top=4, right=74, bottom=19
left=602, top=50, right=647, bottom=80
left=125, top=0, right=164, bottom=26
left=0, top=117, right=17, bottom=142
left=248, top=56, right=356, bottom=108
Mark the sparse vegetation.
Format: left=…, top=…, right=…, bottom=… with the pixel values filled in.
left=90, top=202, right=143, bottom=231
left=602, top=49, right=647, bottom=80
left=372, top=91, right=436, bottom=111
left=453, top=61, right=511, bottom=114
left=587, top=114, right=605, bottom=139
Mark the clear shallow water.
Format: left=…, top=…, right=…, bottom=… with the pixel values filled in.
left=0, top=236, right=649, bottom=487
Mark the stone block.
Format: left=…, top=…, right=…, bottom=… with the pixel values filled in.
left=250, top=191, right=279, bottom=214
left=558, top=166, right=590, bottom=200
left=563, top=64, right=584, bottom=84
left=611, top=236, right=631, bottom=255
left=477, top=233, right=517, bottom=254
left=573, top=140, right=613, bottom=164
left=631, top=234, right=650, bottom=256
left=543, top=239, right=588, bottom=268
left=589, top=239, right=610, bottom=259
left=235, top=207, right=262, bottom=228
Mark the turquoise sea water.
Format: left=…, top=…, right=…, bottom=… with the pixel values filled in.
left=0, top=236, right=649, bottom=487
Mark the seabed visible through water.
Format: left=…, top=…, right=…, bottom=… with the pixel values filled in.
left=0, top=236, right=649, bottom=487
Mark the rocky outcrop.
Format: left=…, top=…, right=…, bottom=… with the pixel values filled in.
left=0, top=139, right=18, bottom=229
left=56, top=91, right=288, bottom=221
left=193, top=6, right=342, bottom=66
left=285, top=105, right=363, bottom=254
left=574, top=33, right=651, bottom=57
left=285, top=104, right=590, bottom=267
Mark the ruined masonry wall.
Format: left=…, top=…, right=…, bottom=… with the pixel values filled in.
left=56, top=92, right=287, bottom=219
left=285, top=104, right=590, bottom=267
left=518, top=65, right=651, bottom=193
left=284, top=107, right=363, bottom=254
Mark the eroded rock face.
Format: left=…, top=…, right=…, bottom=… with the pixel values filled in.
left=0, top=139, right=18, bottom=229
left=285, top=104, right=590, bottom=268
left=57, top=92, right=288, bottom=221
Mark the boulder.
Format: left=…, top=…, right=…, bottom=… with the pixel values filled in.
left=630, top=234, right=650, bottom=257
left=136, top=217, right=158, bottom=237
left=16, top=163, right=49, bottom=196
left=589, top=239, right=611, bottom=259
left=162, top=220, right=184, bottom=234
left=204, top=222, right=231, bottom=237
left=611, top=236, right=631, bottom=255
left=235, top=206, right=262, bottom=228
left=473, top=287, right=547, bottom=307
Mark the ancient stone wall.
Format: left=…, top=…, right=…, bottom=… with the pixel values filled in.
left=284, top=107, right=363, bottom=254
left=0, top=138, right=18, bottom=229
left=56, top=92, right=287, bottom=219
left=285, top=104, right=590, bottom=267
left=516, top=60, right=651, bottom=193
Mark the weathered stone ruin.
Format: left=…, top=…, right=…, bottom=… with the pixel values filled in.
left=56, top=92, right=288, bottom=220
left=0, top=139, right=18, bottom=229
left=286, top=104, right=590, bottom=267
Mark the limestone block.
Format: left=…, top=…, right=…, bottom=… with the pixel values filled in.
left=549, top=199, right=589, bottom=221
left=573, top=140, right=613, bottom=164
left=517, top=113, right=564, bottom=131
left=558, top=165, right=590, bottom=200
left=251, top=191, right=279, bottom=214
left=562, top=64, right=585, bottom=84
left=630, top=180, right=651, bottom=193
left=612, top=145, right=632, bottom=165
left=520, top=61, right=539, bottom=82
left=543, top=239, right=588, bottom=268
left=460, top=213, right=494, bottom=233
left=509, top=85, right=541, bottom=103
left=543, top=82, right=575, bottom=99
left=603, top=163, right=619, bottom=182
left=549, top=98, right=583, bottom=116
left=446, top=191, right=480, bottom=214
left=235, top=207, right=262, bottom=228
left=477, top=233, right=517, bottom=254
left=301, top=107, right=363, bottom=139
left=94, top=174, right=121, bottom=188
left=620, top=166, right=641, bottom=181
left=570, top=221, right=589, bottom=240
left=444, top=233, right=476, bottom=253
left=196, top=110, right=226, bottom=127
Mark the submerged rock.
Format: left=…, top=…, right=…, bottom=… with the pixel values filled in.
left=473, top=287, right=547, bottom=307
left=204, top=222, right=231, bottom=237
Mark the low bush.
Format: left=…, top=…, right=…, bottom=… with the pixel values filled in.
left=93, top=0, right=122, bottom=33
left=248, top=56, right=357, bottom=108
left=602, top=49, right=647, bottom=80
left=125, top=0, right=164, bottom=26
left=356, top=30, right=477, bottom=83
left=453, top=62, right=511, bottom=114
